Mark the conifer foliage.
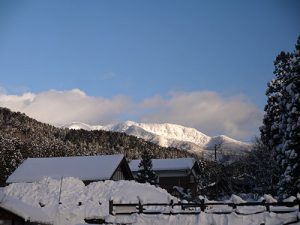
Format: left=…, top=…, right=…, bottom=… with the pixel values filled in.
left=136, top=150, right=158, bottom=185
left=260, top=36, right=300, bottom=198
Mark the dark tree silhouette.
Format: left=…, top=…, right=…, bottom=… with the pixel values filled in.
left=136, top=150, right=158, bottom=185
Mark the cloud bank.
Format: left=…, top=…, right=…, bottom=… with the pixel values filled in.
left=0, top=89, right=132, bottom=125
left=0, top=89, right=262, bottom=140
left=140, top=91, right=262, bottom=140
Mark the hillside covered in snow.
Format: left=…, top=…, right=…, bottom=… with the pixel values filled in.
left=64, top=121, right=251, bottom=157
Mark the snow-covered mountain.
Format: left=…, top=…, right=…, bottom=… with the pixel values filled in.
left=64, top=121, right=251, bottom=157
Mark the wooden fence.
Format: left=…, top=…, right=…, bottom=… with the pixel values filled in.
left=109, top=199, right=300, bottom=217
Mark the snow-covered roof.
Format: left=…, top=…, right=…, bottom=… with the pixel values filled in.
left=0, top=191, right=53, bottom=224
left=7, top=154, right=125, bottom=183
left=129, top=157, right=196, bottom=172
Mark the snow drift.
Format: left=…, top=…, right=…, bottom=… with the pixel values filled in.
left=3, top=177, right=176, bottom=225
left=3, top=177, right=299, bottom=225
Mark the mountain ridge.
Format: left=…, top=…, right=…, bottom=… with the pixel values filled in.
left=63, top=121, right=251, bottom=156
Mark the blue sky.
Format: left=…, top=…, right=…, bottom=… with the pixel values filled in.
left=0, top=0, right=299, bottom=141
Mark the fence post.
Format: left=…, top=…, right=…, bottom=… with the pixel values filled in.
left=298, top=199, right=300, bottom=223
left=138, top=200, right=143, bottom=213
left=180, top=200, right=183, bottom=210
left=262, top=200, right=270, bottom=212
left=232, top=204, right=237, bottom=210
left=170, top=199, right=174, bottom=215
left=266, top=204, right=270, bottom=212
left=109, top=199, right=113, bottom=215
left=200, top=199, right=205, bottom=212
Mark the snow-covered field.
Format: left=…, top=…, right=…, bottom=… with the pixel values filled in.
left=2, top=177, right=299, bottom=225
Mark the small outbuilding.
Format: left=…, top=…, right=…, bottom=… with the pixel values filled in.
left=6, top=154, right=133, bottom=185
left=0, top=191, right=53, bottom=225
left=129, top=157, right=201, bottom=197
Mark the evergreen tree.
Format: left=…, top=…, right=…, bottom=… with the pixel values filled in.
left=260, top=36, right=300, bottom=198
left=136, top=150, right=158, bottom=185
left=246, top=138, right=279, bottom=195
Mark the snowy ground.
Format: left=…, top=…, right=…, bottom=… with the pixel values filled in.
left=3, top=177, right=176, bottom=225
left=105, top=212, right=300, bottom=225
left=2, top=177, right=300, bottom=225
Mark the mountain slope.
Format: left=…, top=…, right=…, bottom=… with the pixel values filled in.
left=64, top=121, right=251, bottom=156
left=0, top=107, right=191, bottom=185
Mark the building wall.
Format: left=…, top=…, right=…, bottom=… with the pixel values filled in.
left=111, top=158, right=133, bottom=181
left=159, top=176, right=190, bottom=190
left=111, top=166, right=126, bottom=181
left=131, top=161, right=201, bottom=197
left=159, top=175, right=196, bottom=193
left=156, top=170, right=189, bottom=177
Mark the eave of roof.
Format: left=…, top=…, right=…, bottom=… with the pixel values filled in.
left=129, top=157, right=196, bottom=172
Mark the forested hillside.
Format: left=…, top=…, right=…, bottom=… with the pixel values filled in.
left=0, top=107, right=280, bottom=197
left=0, top=107, right=191, bottom=185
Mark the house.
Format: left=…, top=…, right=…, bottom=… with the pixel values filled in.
left=129, top=157, right=201, bottom=197
left=6, top=154, right=133, bottom=185
left=0, top=190, right=53, bottom=225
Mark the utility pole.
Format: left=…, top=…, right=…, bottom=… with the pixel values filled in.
left=214, top=143, right=222, bottom=162
left=58, top=177, right=63, bottom=204
left=214, top=144, right=217, bottom=162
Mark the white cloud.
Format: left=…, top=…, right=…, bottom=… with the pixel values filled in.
left=0, top=89, right=132, bottom=125
left=0, top=89, right=262, bottom=140
left=140, top=91, right=262, bottom=140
